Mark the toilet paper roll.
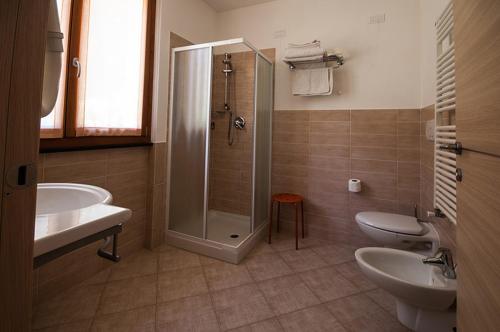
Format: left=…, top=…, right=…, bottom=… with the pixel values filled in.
left=348, top=179, right=361, bottom=192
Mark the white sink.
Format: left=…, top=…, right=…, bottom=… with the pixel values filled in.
left=37, top=183, right=112, bottom=215
left=355, top=247, right=456, bottom=332
left=34, top=183, right=131, bottom=257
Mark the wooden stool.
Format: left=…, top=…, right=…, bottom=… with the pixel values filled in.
left=268, top=193, right=304, bottom=250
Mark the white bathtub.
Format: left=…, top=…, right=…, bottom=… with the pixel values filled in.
left=34, top=183, right=131, bottom=257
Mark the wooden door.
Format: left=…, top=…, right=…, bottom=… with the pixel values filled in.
left=455, top=0, right=500, bottom=330
left=0, top=0, right=50, bottom=330
left=455, top=0, right=500, bottom=155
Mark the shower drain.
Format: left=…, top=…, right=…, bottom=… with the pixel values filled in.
left=230, top=234, right=239, bottom=239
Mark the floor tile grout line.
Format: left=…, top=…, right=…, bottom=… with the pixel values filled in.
left=295, top=263, right=367, bottom=305
left=360, top=288, right=401, bottom=320
left=253, top=278, right=284, bottom=330
left=199, top=254, right=225, bottom=332
left=326, top=289, right=408, bottom=329
left=151, top=256, right=365, bottom=322
left=154, top=250, right=160, bottom=331
left=35, top=239, right=405, bottom=331
left=263, top=246, right=327, bottom=317
left=32, top=318, right=91, bottom=331
left=85, top=266, right=113, bottom=330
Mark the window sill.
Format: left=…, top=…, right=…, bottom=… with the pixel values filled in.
left=39, top=136, right=153, bottom=153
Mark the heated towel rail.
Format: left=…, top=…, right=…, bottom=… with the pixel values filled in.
left=434, top=1, right=457, bottom=224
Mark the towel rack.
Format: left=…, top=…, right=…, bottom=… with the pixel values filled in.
left=283, top=53, right=344, bottom=70
left=434, top=1, right=457, bottom=224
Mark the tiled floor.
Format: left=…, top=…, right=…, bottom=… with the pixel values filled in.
left=32, top=232, right=409, bottom=331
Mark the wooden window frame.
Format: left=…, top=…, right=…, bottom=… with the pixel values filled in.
left=40, top=0, right=156, bottom=152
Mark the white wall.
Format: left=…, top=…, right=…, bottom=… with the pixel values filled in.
left=418, top=0, right=451, bottom=108
left=151, top=0, right=452, bottom=141
left=152, top=0, right=217, bottom=142
left=215, top=0, right=422, bottom=110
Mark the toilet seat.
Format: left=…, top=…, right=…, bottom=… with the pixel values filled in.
left=355, top=212, right=425, bottom=235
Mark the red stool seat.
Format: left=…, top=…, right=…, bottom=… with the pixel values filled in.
left=272, top=193, right=304, bottom=204
left=269, top=193, right=305, bottom=250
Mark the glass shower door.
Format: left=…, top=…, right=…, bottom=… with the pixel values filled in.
left=168, top=47, right=212, bottom=238
left=252, top=54, right=273, bottom=231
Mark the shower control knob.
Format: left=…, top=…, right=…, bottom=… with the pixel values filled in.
left=234, top=116, right=246, bottom=130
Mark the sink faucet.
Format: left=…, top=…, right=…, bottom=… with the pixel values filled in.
left=422, top=247, right=457, bottom=279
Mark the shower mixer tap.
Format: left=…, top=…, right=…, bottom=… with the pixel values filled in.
left=234, top=116, right=246, bottom=129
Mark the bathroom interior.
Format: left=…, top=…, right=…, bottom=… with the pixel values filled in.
left=0, top=0, right=499, bottom=331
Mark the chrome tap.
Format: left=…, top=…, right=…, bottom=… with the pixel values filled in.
left=422, top=248, right=456, bottom=279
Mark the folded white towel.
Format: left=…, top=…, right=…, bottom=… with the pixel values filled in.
left=285, top=40, right=324, bottom=59
left=292, top=67, right=333, bottom=97
left=283, top=54, right=325, bottom=62
left=284, top=48, right=325, bottom=60
left=287, top=40, right=321, bottom=49
left=291, top=69, right=311, bottom=95
left=310, top=68, right=331, bottom=94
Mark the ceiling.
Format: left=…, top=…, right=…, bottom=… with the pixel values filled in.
left=203, top=0, right=276, bottom=12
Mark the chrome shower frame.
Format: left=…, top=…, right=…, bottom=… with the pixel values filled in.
left=166, top=38, right=273, bottom=263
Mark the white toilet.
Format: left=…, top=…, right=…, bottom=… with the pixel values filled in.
left=355, top=212, right=439, bottom=253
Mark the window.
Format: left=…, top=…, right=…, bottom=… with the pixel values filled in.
left=40, top=0, right=155, bottom=151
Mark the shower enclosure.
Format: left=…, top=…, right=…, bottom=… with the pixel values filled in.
left=166, top=38, right=274, bottom=263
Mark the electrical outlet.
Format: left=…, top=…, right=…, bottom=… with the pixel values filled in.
left=369, top=14, right=386, bottom=24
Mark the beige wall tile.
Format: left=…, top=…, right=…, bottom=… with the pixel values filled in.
left=351, top=159, right=397, bottom=174
left=309, top=132, right=349, bottom=145
left=309, top=121, right=349, bottom=134
left=274, top=110, right=309, bottom=122
left=309, top=110, right=350, bottom=122
left=398, top=109, right=420, bottom=122
left=308, top=156, right=349, bottom=170
left=398, top=135, right=420, bottom=149
left=397, top=149, right=419, bottom=162
left=270, top=108, right=425, bottom=249
left=273, top=143, right=308, bottom=155
left=44, top=150, right=107, bottom=167
left=273, top=131, right=308, bottom=143
left=44, top=160, right=107, bottom=183
left=351, top=147, right=397, bottom=161
left=351, top=134, right=397, bottom=148
left=351, top=121, right=397, bottom=135
left=309, top=144, right=349, bottom=158
left=107, top=147, right=149, bottom=174
left=397, top=122, right=420, bottom=136
left=351, top=109, right=398, bottom=122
